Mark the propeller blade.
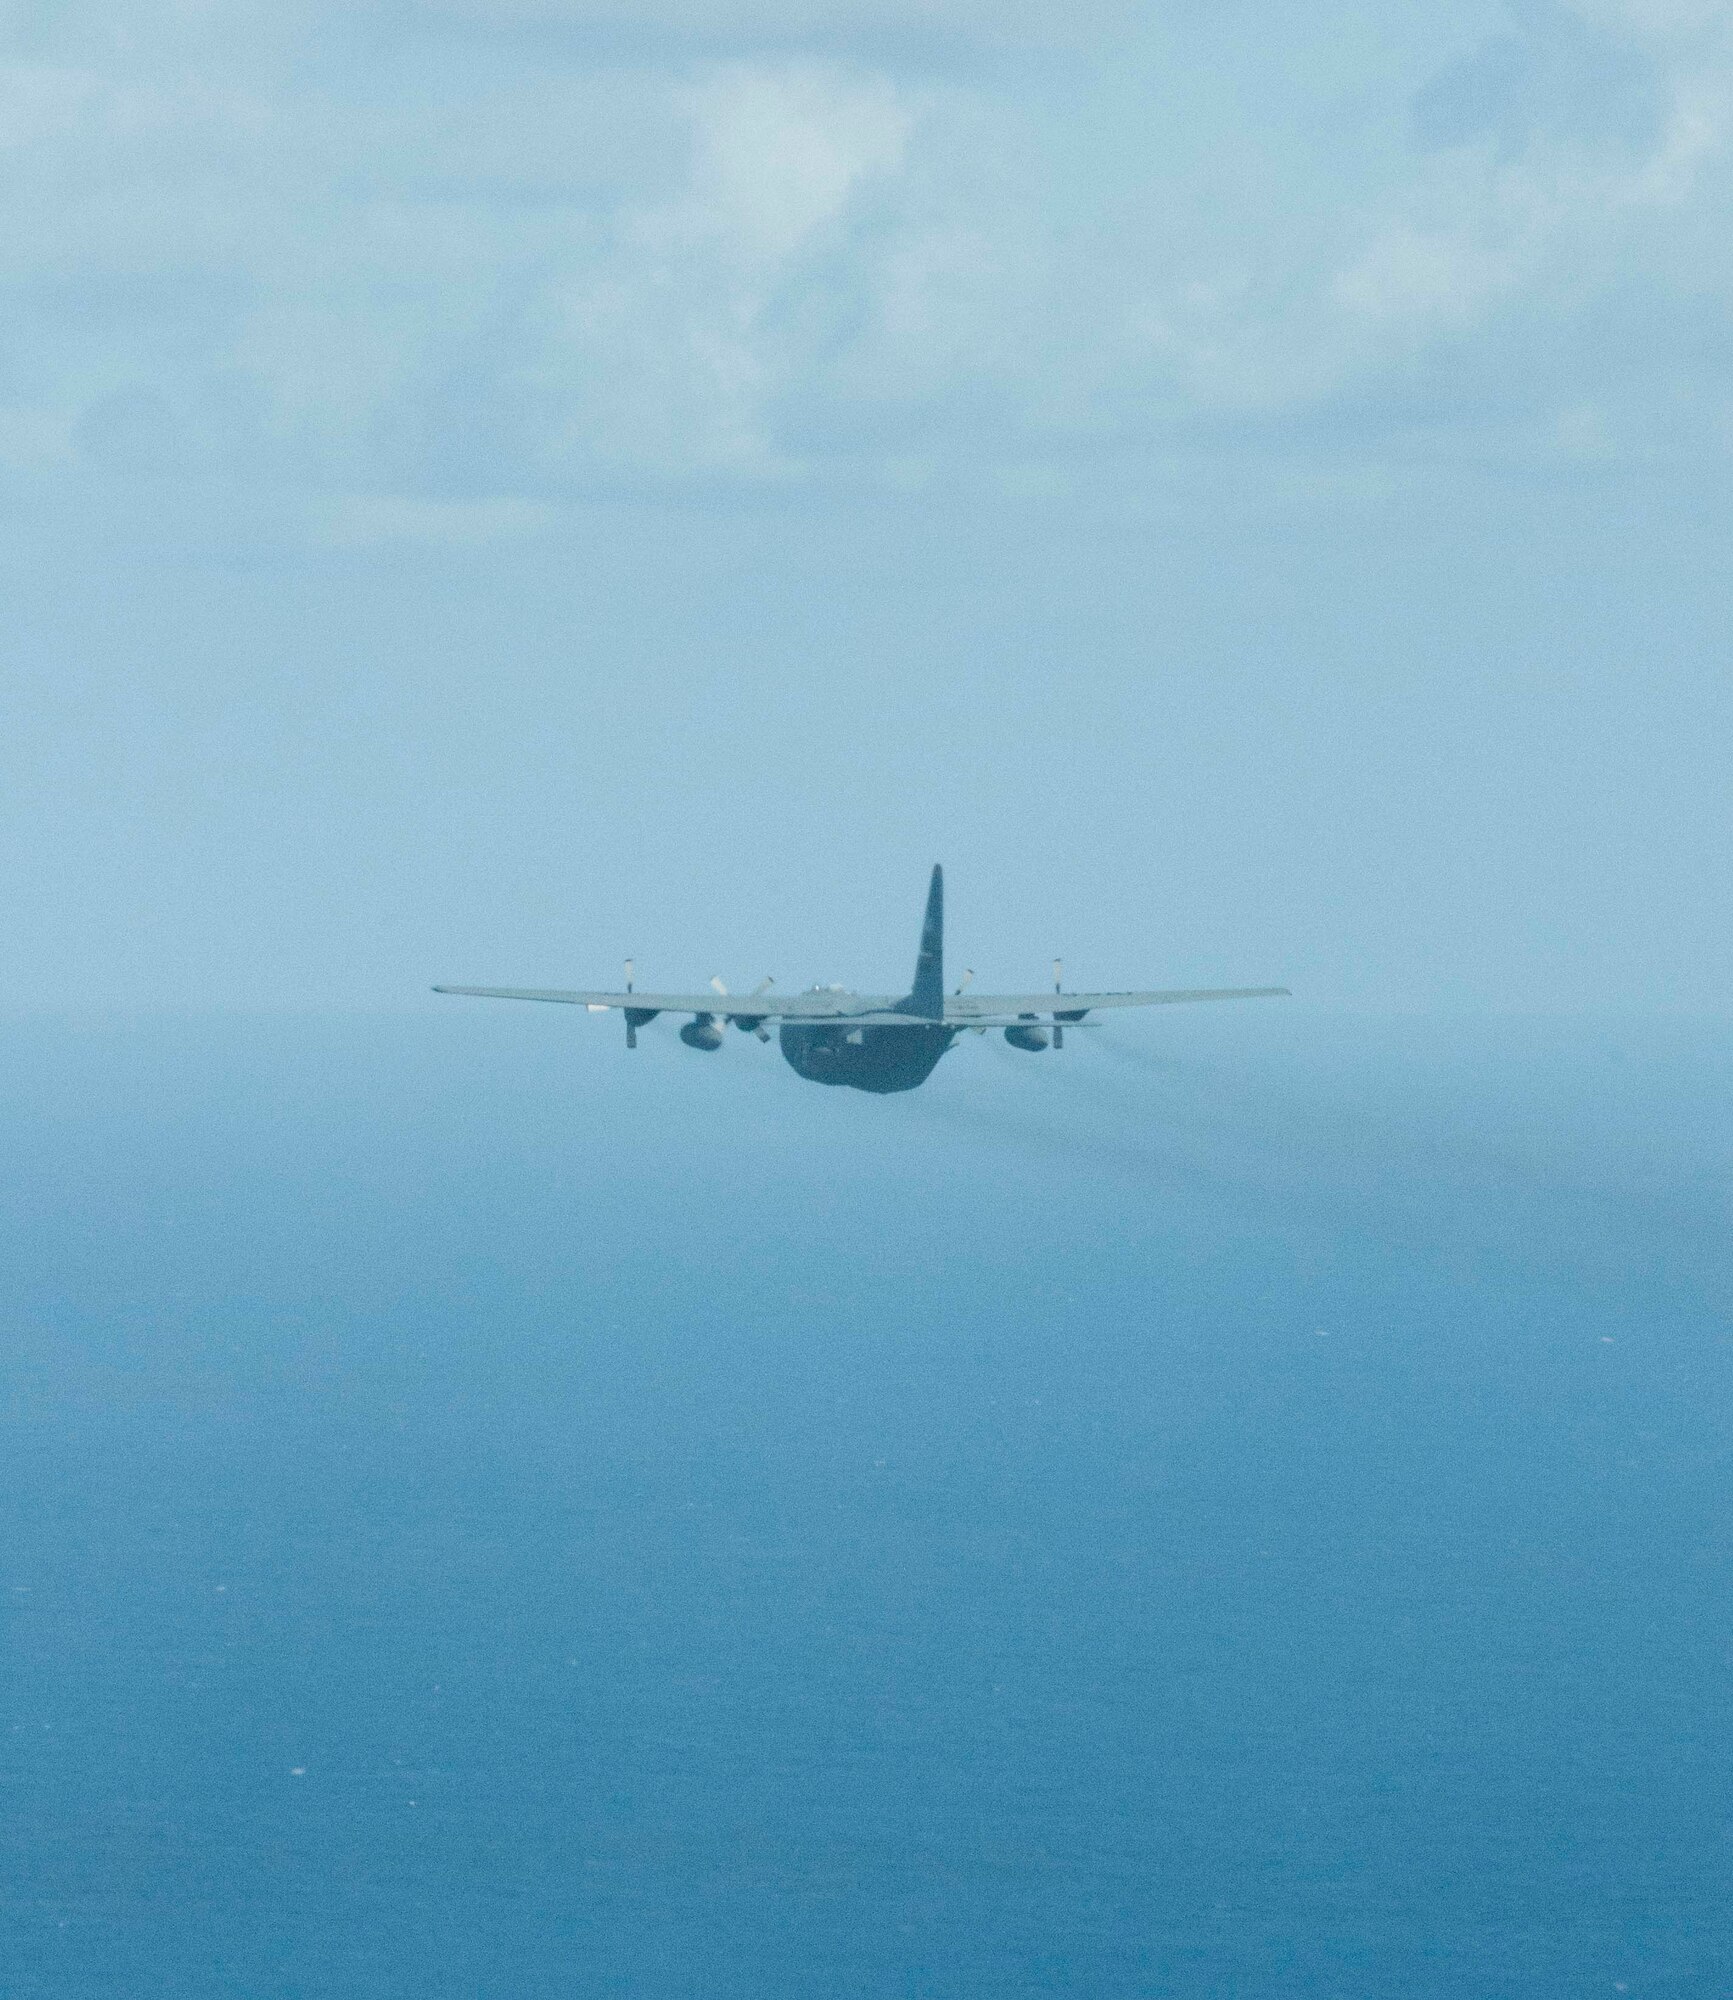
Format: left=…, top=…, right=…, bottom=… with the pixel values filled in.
left=710, top=975, right=729, bottom=997
left=1053, top=959, right=1064, bottom=1049
left=955, top=968, right=975, bottom=996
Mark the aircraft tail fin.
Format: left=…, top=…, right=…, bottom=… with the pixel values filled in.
left=903, top=864, right=944, bottom=1019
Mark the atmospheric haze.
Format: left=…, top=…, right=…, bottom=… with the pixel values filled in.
left=4, top=4, right=1733, bottom=1997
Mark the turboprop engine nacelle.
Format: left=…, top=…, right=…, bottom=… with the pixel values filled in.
left=1004, top=1017, right=1049, bottom=1052
left=680, top=1014, right=725, bottom=1051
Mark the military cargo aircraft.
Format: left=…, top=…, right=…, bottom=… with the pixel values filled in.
left=435, top=865, right=1287, bottom=1095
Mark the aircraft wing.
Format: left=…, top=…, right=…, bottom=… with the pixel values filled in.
left=433, top=983, right=1289, bottom=1023
left=946, top=987, right=1289, bottom=1022
left=432, top=985, right=904, bottom=1020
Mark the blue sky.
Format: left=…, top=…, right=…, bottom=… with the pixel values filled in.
left=2, top=0, right=1730, bottom=1014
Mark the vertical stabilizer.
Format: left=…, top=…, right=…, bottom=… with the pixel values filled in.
left=904, top=865, right=944, bottom=1018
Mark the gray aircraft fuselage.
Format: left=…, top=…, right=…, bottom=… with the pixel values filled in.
left=771, top=854, right=955, bottom=1092
left=777, top=1020, right=957, bottom=1094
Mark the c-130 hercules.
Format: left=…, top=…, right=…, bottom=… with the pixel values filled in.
left=435, top=866, right=1287, bottom=1095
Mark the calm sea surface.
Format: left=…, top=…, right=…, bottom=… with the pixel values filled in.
left=3, top=1011, right=1731, bottom=1997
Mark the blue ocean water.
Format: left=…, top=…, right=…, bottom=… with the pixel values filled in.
left=3, top=1009, right=1731, bottom=1998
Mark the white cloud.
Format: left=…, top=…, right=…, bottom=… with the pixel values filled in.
left=1634, top=59, right=1733, bottom=197
left=517, top=62, right=917, bottom=478
left=671, top=62, right=909, bottom=262
left=1331, top=222, right=1517, bottom=327
left=403, top=0, right=1129, bottom=51
left=1335, top=17, right=1733, bottom=323
left=1105, top=2, right=1733, bottom=454
left=1565, top=0, right=1731, bottom=38
left=6, top=2, right=1733, bottom=522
